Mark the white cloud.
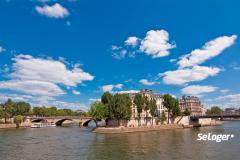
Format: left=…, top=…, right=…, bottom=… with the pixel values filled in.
left=117, top=90, right=139, bottom=94
left=0, top=93, right=33, bottom=103
left=0, top=54, right=93, bottom=108
left=220, top=89, right=230, bottom=93
left=102, top=84, right=123, bottom=92
left=35, top=3, right=69, bottom=18
left=0, top=46, right=6, bottom=53
left=181, top=85, right=217, bottom=95
left=10, top=54, right=94, bottom=87
left=50, top=100, right=89, bottom=111
left=162, top=66, right=221, bottom=85
left=139, top=79, right=158, bottom=86
left=216, top=94, right=240, bottom=102
left=89, top=98, right=101, bottom=102
left=230, top=63, right=240, bottom=70
left=0, top=80, right=65, bottom=96
left=112, top=49, right=128, bottom=60
left=140, top=29, right=176, bottom=58
left=178, top=35, right=237, bottom=68
left=125, top=36, right=139, bottom=47
left=72, top=90, right=80, bottom=95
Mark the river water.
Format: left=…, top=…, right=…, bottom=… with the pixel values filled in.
left=0, top=121, right=240, bottom=160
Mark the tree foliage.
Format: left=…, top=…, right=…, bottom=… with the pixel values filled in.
left=14, top=115, right=23, bottom=128
left=183, top=109, right=191, bottom=116
left=160, top=111, right=167, bottom=124
left=163, top=94, right=180, bottom=124
left=149, top=99, right=157, bottom=125
left=0, top=99, right=88, bottom=124
left=90, top=102, right=108, bottom=120
left=206, top=106, right=222, bottom=115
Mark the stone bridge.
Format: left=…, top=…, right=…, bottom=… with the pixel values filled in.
left=27, top=116, right=96, bottom=126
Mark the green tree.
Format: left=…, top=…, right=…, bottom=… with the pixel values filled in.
left=143, top=96, right=150, bottom=125
left=14, top=115, right=23, bottom=128
left=101, top=92, right=113, bottom=118
left=160, top=111, right=166, bottom=124
left=163, top=94, right=174, bottom=124
left=149, top=99, right=157, bottom=125
left=0, top=107, right=4, bottom=120
left=3, top=99, right=16, bottom=123
left=89, top=102, right=108, bottom=121
left=163, top=94, right=180, bottom=124
left=172, top=100, right=181, bottom=119
left=15, top=101, right=31, bottom=116
left=112, top=94, right=132, bottom=122
left=134, top=93, right=144, bottom=126
left=207, top=106, right=222, bottom=115
left=183, top=109, right=191, bottom=116
left=33, top=107, right=45, bottom=117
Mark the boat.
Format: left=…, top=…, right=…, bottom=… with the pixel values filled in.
left=31, top=122, right=56, bottom=128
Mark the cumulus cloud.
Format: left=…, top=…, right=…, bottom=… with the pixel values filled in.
left=162, top=66, right=221, bottom=85
left=112, top=29, right=175, bottom=59
left=35, top=3, right=69, bottom=18
left=139, top=79, right=158, bottom=86
left=140, top=29, right=176, bottom=58
left=181, top=85, right=217, bottom=96
left=125, top=36, right=139, bottom=47
left=102, top=84, right=123, bottom=92
left=0, top=54, right=93, bottom=108
left=0, top=80, right=65, bottom=96
left=72, top=90, right=80, bottom=95
left=178, top=35, right=237, bottom=68
left=10, top=54, right=94, bottom=87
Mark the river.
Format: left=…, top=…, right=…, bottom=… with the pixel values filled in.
left=0, top=121, right=240, bottom=160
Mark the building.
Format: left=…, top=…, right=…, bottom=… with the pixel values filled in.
left=130, top=89, right=166, bottom=119
left=179, top=96, right=205, bottom=116
left=222, top=107, right=240, bottom=115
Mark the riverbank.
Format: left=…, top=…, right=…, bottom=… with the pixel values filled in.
left=0, top=123, right=30, bottom=129
left=93, top=124, right=186, bottom=133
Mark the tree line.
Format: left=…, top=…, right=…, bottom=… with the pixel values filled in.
left=0, top=99, right=88, bottom=124
left=89, top=92, right=187, bottom=126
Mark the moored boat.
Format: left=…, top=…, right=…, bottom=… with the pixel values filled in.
left=31, top=122, right=56, bottom=128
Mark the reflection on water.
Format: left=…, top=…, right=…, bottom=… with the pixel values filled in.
left=0, top=121, right=240, bottom=160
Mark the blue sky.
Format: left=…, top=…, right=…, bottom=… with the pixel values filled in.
left=0, top=0, right=240, bottom=110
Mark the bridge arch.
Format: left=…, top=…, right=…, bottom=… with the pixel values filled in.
left=82, top=119, right=97, bottom=127
left=31, top=118, right=48, bottom=123
left=55, top=119, right=73, bottom=126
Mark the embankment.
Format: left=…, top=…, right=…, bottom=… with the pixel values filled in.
left=93, top=124, right=185, bottom=133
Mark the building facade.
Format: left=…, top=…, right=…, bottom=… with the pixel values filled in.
left=222, top=107, right=240, bottom=115
left=127, top=89, right=167, bottom=126
left=179, top=96, right=205, bottom=116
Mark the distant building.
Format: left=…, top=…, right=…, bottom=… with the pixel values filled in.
left=179, top=96, right=205, bottom=116
left=130, top=89, right=167, bottom=119
left=222, top=107, right=240, bottom=115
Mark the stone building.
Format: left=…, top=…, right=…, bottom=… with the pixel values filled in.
left=126, top=89, right=167, bottom=127
left=179, top=96, right=205, bottom=116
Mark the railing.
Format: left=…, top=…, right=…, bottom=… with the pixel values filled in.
left=28, top=116, right=92, bottom=119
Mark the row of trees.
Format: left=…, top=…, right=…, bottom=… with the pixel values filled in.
left=90, top=92, right=185, bottom=126
left=90, top=92, right=132, bottom=125
left=206, top=106, right=222, bottom=115
left=0, top=99, right=88, bottom=124
left=133, top=93, right=157, bottom=125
